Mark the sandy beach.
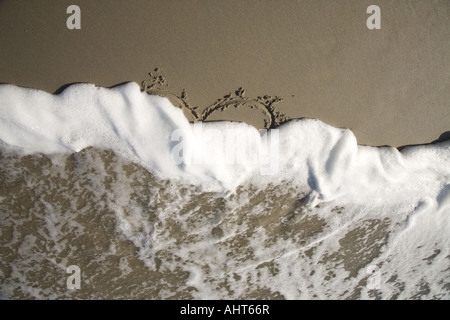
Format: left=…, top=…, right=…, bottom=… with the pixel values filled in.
left=0, top=0, right=449, bottom=301
left=0, top=0, right=448, bottom=147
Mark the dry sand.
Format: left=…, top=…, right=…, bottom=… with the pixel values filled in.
left=0, top=0, right=449, bottom=147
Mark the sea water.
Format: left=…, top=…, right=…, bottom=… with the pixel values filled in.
left=0, top=82, right=448, bottom=299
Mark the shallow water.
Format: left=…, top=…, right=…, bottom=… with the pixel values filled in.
left=1, top=147, right=448, bottom=299
left=0, top=83, right=448, bottom=299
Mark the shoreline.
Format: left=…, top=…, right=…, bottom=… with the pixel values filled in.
left=0, top=0, right=449, bottom=147
left=2, top=80, right=449, bottom=150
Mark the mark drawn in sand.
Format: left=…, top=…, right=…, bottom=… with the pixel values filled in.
left=141, top=68, right=289, bottom=129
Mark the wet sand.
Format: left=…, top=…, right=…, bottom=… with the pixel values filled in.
left=0, top=0, right=449, bottom=147
left=1, top=146, right=445, bottom=299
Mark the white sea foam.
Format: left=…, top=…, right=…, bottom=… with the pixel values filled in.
left=1, top=82, right=448, bottom=198
left=0, top=82, right=449, bottom=299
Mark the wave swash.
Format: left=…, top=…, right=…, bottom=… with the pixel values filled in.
left=0, top=82, right=449, bottom=299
